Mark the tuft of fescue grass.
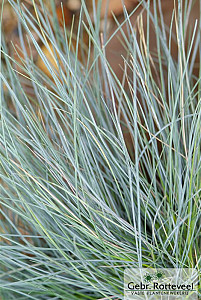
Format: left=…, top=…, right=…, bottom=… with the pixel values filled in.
left=0, top=0, right=200, bottom=299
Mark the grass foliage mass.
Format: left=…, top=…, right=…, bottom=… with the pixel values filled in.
left=0, top=0, right=200, bottom=299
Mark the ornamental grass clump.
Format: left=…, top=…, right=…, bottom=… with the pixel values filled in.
left=0, top=0, right=200, bottom=299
